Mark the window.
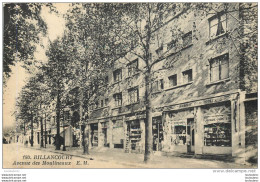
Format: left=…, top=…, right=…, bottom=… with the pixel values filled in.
left=113, top=69, right=122, bottom=82
left=182, top=69, right=192, bottom=84
left=127, top=59, right=138, bottom=76
left=101, top=100, right=104, bottom=107
left=169, top=74, right=177, bottom=87
left=113, top=93, right=122, bottom=106
left=209, top=12, right=227, bottom=38
left=167, top=40, right=176, bottom=50
left=210, top=54, right=229, bottom=82
left=204, top=123, right=231, bottom=147
left=105, top=98, right=108, bottom=106
left=128, top=87, right=139, bottom=104
left=95, top=100, right=99, bottom=109
left=182, top=31, right=192, bottom=47
left=152, top=79, right=164, bottom=92
left=156, top=46, right=163, bottom=57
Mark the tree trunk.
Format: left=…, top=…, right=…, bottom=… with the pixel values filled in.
left=40, top=116, right=44, bottom=148
left=30, top=115, right=34, bottom=147
left=144, top=71, right=153, bottom=162
left=56, top=91, right=61, bottom=150
left=79, top=87, right=84, bottom=148
left=45, top=115, right=47, bottom=148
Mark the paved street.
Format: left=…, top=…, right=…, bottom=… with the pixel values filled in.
left=3, top=143, right=256, bottom=168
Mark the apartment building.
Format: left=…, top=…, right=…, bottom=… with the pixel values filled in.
left=82, top=3, right=257, bottom=160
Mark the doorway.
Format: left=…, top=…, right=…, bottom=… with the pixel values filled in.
left=152, top=117, right=163, bottom=151
left=90, top=123, right=98, bottom=147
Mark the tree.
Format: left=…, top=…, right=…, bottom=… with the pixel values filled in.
left=64, top=3, right=131, bottom=153
left=16, top=72, right=50, bottom=146
left=3, top=3, right=51, bottom=84
left=43, top=37, right=77, bottom=150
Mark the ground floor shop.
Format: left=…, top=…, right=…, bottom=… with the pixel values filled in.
left=85, top=91, right=256, bottom=158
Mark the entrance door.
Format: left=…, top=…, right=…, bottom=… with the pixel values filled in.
left=187, top=118, right=195, bottom=153
left=152, top=117, right=163, bottom=151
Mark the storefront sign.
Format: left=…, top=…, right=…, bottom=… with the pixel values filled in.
left=204, top=114, right=231, bottom=124
left=172, top=120, right=186, bottom=126
left=163, top=94, right=232, bottom=111
left=125, top=114, right=146, bottom=121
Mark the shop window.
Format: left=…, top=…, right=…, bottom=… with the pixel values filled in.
left=182, top=31, right=192, bottom=47
left=152, top=79, right=164, bottom=92
left=128, top=87, right=139, bottom=104
left=209, top=12, right=227, bottom=38
left=152, top=117, right=163, bottom=151
left=113, top=93, right=122, bottom=107
left=210, top=54, right=229, bottom=82
left=204, top=123, right=231, bottom=147
left=169, top=74, right=177, bottom=87
left=172, top=125, right=190, bottom=145
left=126, top=120, right=141, bottom=151
left=127, top=59, right=138, bottom=77
left=113, top=69, right=122, bottom=82
left=182, top=69, right=193, bottom=84
left=156, top=46, right=163, bottom=57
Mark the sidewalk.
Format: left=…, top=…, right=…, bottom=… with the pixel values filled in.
left=25, top=144, right=255, bottom=168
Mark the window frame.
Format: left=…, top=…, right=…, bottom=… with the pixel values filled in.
left=182, top=69, right=193, bottom=84
left=182, top=31, right=192, bottom=47
left=113, top=93, right=122, bottom=107
left=113, top=69, right=122, bottom=82
left=208, top=12, right=227, bottom=39
left=168, top=74, right=177, bottom=87
left=127, top=59, right=138, bottom=77
left=209, top=53, right=229, bottom=82
left=152, top=79, right=164, bottom=92
left=128, top=87, right=139, bottom=104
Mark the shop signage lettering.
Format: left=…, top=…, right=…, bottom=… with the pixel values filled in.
left=204, top=114, right=231, bottom=124
left=172, top=120, right=186, bottom=126
left=125, top=114, right=146, bottom=121
left=163, top=94, right=231, bottom=111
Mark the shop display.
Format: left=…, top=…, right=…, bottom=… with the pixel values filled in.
left=152, top=117, right=163, bottom=151
left=126, top=120, right=141, bottom=151
left=204, top=123, right=231, bottom=146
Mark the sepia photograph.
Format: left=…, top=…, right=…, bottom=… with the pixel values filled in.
left=2, top=2, right=258, bottom=172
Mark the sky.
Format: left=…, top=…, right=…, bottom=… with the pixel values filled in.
left=3, top=3, right=70, bottom=129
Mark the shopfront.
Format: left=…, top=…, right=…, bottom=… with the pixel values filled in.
left=112, top=119, right=124, bottom=148
left=160, top=92, right=242, bottom=155
left=152, top=116, right=163, bottom=151
left=201, top=102, right=232, bottom=154
left=90, top=123, right=98, bottom=147
left=165, top=109, right=194, bottom=153
left=126, top=119, right=142, bottom=152
left=100, top=121, right=109, bottom=147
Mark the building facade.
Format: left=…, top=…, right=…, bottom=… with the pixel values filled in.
left=82, top=3, right=257, bottom=161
